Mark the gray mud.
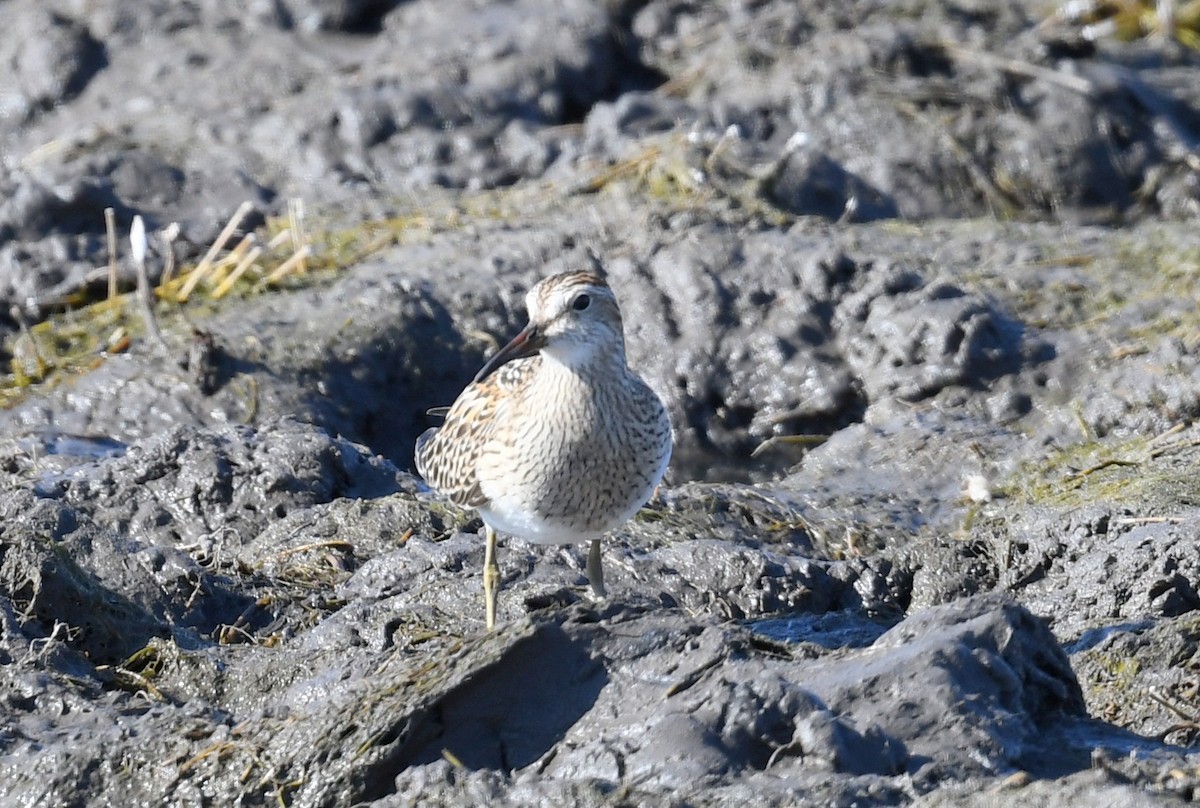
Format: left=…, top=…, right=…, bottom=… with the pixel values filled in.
left=3, top=0, right=1200, bottom=805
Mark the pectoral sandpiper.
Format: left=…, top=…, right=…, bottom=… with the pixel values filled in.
left=415, top=271, right=672, bottom=630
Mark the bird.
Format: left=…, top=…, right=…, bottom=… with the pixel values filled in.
left=415, top=270, right=672, bottom=630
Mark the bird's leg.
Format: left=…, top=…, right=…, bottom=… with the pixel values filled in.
left=586, top=537, right=607, bottom=599
left=484, top=525, right=500, bottom=631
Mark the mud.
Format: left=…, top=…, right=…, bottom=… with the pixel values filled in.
left=2, top=0, right=1200, bottom=805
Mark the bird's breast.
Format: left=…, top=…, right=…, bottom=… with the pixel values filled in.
left=475, top=368, right=671, bottom=543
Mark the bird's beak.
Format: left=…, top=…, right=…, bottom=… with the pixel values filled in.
left=474, top=323, right=547, bottom=383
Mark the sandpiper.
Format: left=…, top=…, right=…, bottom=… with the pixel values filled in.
left=415, top=270, right=672, bottom=630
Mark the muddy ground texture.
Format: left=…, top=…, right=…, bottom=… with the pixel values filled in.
left=3, top=0, right=1200, bottom=805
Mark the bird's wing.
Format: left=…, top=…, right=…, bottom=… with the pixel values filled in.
left=414, top=357, right=540, bottom=509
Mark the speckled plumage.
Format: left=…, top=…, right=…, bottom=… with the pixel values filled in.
left=415, top=271, right=672, bottom=628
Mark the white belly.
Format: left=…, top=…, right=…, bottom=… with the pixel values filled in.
left=477, top=475, right=659, bottom=545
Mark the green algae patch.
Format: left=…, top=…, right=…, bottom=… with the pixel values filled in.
left=1074, top=646, right=1146, bottom=727
left=1000, top=426, right=1200, bottom=512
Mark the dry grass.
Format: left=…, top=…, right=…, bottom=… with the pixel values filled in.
left=1043, top=0, right=1200, bottom=51
left=0, top=199, right=444, bottom=407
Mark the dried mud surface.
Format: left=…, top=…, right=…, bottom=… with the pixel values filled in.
left=2, top=1, right=1200, bottom=806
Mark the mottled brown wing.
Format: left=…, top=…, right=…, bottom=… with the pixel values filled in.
left=414, top=357, right=540, bottom=509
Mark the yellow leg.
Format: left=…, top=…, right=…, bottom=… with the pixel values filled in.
left=586, top=537, right=607, bottom=599
left=483, top=525, right=500, bottom=631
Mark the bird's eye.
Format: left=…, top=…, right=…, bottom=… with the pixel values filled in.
left=571, top=293, right=591, bottom=311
